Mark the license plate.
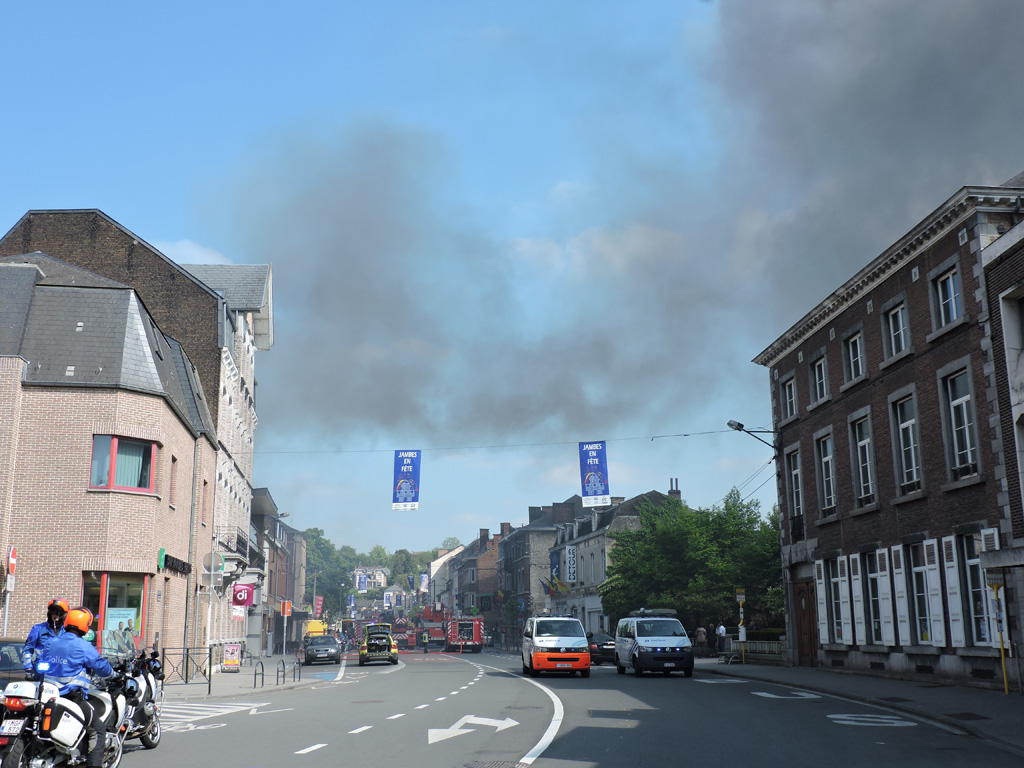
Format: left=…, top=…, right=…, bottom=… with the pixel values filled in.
left=0, top=718, right=25, bottom=736
left=555, top=663, right=571, bottom=668
left=663, top=662, right=675, bottom=667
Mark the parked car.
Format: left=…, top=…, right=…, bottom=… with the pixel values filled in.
left=586, top=631, right=615, bottom=665
left=302, top=634, right=342, bottom=665
left=521, top=616, right=590, bottom=678
left=359, top=624, right=398, bottom=666
left=0, top=637, right=24, bottom=688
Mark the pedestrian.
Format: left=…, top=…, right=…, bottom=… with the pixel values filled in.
left=422, top=630, right=430, bottom=653
left=695, top=625, right=707, bottom=657
left=716, top=621, right=726, bottom=653
left=22, top=598, right=69, bottom=675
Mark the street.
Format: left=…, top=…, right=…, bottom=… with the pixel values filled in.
left=117, top=651, right=1016, bottom=768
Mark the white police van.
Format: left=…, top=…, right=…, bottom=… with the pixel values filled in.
left=614, top=608, right=694, bottom=677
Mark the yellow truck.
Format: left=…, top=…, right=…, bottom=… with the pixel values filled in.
left=302, top=619, right=328, bottom=639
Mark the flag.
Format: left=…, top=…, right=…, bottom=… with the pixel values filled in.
left=554, top=577, right=570, bottom=594
left=540, top=579, right=553, bottom=597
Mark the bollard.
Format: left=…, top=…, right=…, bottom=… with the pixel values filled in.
left=253, top=660, right=264, bottom=689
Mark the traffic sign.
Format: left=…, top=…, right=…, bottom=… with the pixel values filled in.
left=986, top=569, right=1005, bottom=589
left=202, top=552, right=224, bottom=572
left=7, top=546, right=15, bottom=575
left=282, top=600, right=292, bottom=617
left=736, top=589, right=745, bottom=603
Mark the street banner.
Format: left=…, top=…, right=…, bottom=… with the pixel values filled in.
left=232, top=583, right=254, bottom=606
left=231, top=606, right=245, bottom=622
left=407, top=574, right=415, bottom=590
left=396, top=593, right=403, bottom=607
left=550, top=551, right=560, bottom=582
left=565, top=545, right=577, bottom=582
left=393, top=449, right=421, bottom=510
left=314, top=595, right=324, bottom=619
left=348, top=594, right=356, bottom=607
left=385, top=592, right=392, bottom=607
left=419, top=573, right=429, bottom=593
left=579, top=441, right=611, bottom=507
left=357, top=574, right=368, bottom=593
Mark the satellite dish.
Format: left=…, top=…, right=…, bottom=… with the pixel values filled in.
left=202, top=553, right=224, bottom=572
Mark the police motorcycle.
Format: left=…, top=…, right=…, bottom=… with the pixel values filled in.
left=0, top=656, right=130, bottom=768
left=119, top=651, right=162, bottom=750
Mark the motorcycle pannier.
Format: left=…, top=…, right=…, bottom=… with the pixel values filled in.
left=40, top=698, right=87, bottom=747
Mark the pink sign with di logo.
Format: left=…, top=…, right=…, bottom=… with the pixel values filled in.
left=233, top=583, right=254, bottom=606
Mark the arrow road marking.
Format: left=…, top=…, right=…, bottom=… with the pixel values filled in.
left=428, top=715, right=519, bottom=744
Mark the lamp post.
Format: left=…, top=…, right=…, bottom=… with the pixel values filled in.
left=727, top=420, right=777, bottom=451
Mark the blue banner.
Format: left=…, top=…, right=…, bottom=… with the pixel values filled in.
left=549, top=550, right=560, bottom=581
left=347, top=594, right=355, bottom=606
left=419, top=573, right=429, bottom=593
left=579, top=441, right=611, bottom=507
left=385, top=592, right=392, bottom=607
left=407, top=574, right=415, bottom=590
left=393, top=450, right=421, bottom=510
left=357, top=574, right=368, bottom=593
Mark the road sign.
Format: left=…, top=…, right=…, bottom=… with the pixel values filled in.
left=986, top=569, right=1005, bottom=589
left=202, top=552, right=224, bottom=572
left=281, top=600, right=292, bottom=617
left=736, top=589, right=745, bottom=603
left=7, top=546, right=15, bottom=575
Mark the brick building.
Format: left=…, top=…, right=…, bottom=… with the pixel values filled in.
left=0, top=211, right=279, bottom=661
left=753, top=171, right=1024, bottom=685
left=0, top=253, right=216, bottom=653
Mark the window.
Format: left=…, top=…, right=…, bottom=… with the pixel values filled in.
left=812, top=357, right=828, bottom=402
left=852, top=417, right=874, bottom=506
left=864, top=552, right=884, bottom=644
left=944, top=370, right=977, bottom=479
left=785, top=449, right=802, bottom=520
left=936, top=268, right=963, bottom=326
left=828, top=559, right=844, bottom=643
left=909, top=543, right=933, bottom=643
left=816, top=434, right=835, bottom=512
left=893, top=396, right=921, bottom=494
left=845, top=332, right=864, bottom=381
left=962, top=534, right=992, bottom=645
left=781, top=376, right=797, bottom=419
left=887, top=303, right=909, bottom=356
left=89, top=435, right=156, bottom=492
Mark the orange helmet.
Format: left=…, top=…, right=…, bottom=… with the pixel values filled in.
left=48, top=599, right=70, bottom=613
left=64, top=608, right=94, bottom=636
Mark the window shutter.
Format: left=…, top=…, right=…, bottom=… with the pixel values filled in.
left=980, top=527, right=1001, bottom=647
left=923, top=539, right=946, bottom=647
left=849, top=555, right=866, bottom=645
left=877, top=549, right=896, bottom=646
left=941, top=536, right=965, bottom=648
left=838, top=557, right=852, bottom=645
left=814, top=560, right=830, bottom=644
left=890, top=546, right=911, bottom=646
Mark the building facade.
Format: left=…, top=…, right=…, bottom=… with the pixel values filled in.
left=754, top=172, right=1024, bottom=685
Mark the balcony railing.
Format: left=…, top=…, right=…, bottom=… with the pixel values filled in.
left=215, top=526, right=251, bottom=566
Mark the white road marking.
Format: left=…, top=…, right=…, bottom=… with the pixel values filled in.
left=295, top=744, right=328, bottom=754
left=828, top=714, right=917, bottom=727
left=388, top=714, right=405, bottom=720
left=415, top=704, right=429, bottom=709
left=752, top=691, right=821, bottom=699
left=349, top=726, right=372, bottom=734
left=435, top=696, right=447, bottom=701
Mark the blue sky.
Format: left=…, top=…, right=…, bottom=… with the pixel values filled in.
left=4, top=2, right=1024, bottom=554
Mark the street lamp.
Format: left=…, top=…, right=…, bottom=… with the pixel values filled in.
left=727, top=420, right=777, bottom=451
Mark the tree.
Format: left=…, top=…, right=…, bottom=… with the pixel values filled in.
left=599, top=490, right=781, bottom=631
left=440, top=536, right=461, bottom=551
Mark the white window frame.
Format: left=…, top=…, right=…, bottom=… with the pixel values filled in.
left=945, top=369, right=977, bottom=479
left=813, top=357, right=828, bottom=402
left=786, top=449, right=802, bottom=520
left=937, top=268, right=963, bottom=326
left=893, top=395, right=921, bottom=495
left=845, top=332, right=864, bottom=381
left=816, top=434, right=835, bottom=512
left=852, top=416, right=874, bottom=506
left=781, top=376, right=797, bottom=420
left=888, top=303, right=909, bottom=356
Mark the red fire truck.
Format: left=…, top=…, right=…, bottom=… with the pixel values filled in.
left=418, top=605, right=484, bottom=652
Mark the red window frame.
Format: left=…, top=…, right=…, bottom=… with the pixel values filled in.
left=90, top=435, right=157, bottom=493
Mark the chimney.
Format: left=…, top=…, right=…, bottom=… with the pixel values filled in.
left=501, top=522, right=512, bottom=536
left=479, top=528, right=489, bottom=547
left=669, top=477, right=682, bottom=500
left=529, top=506, right=543, bottom=523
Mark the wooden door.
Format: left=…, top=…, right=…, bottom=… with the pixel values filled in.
left=794, top=579, right=818, bottom=667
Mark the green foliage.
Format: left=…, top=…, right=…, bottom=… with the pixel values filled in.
left=600, top=491, right=782, bottom=631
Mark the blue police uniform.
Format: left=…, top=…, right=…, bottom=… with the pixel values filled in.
left=40, top=632, right=114, bottom=768
left=21, top=621, right=64, bottom=672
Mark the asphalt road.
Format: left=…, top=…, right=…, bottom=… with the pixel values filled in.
left=118, top=652, right=1016, bottom=768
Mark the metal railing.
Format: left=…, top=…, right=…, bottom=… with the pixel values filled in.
left=160, top=646, right=212, bottom=694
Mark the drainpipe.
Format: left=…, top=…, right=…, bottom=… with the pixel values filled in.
left=183, top=437, right=202, bottom=648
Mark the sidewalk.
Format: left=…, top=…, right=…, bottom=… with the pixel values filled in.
left=160, top=651, right=319, bottom=702
left=698, top=656, right=1024, bottom=758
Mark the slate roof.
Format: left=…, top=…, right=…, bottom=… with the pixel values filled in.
left=181, top=263, right=274, bottom=350
left=1003, top=170, right=1024, bottom=187
left=0, top=253, right=215, bottom=440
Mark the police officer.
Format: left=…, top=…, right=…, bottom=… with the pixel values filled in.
left=40, top=608, right=114, bottom=768
left=21, top=598, right=69, bottom=675
left=422, top=630, right=429, bottom=653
